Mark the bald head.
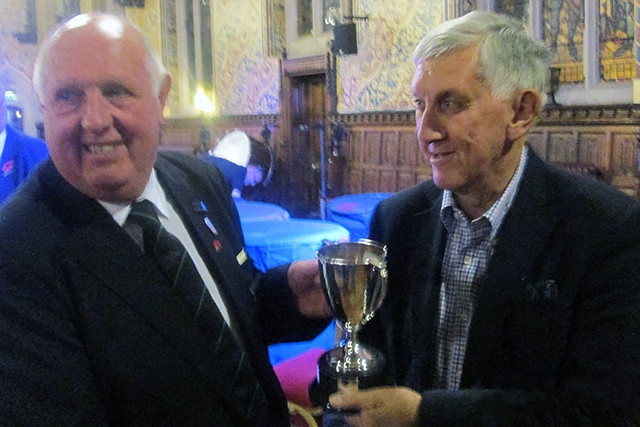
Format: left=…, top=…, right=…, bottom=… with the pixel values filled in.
left=33, top=13, right=167, bottom=103
left=32, top=12, right=172, bottom=203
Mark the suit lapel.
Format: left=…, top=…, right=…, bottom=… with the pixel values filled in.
left=154, top=160, right=257, bottom=325
left=46, top=161, right=259, bottom=424
left=63, top=213, right=252, bottom=420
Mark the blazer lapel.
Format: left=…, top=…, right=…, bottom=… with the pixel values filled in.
left=405, top=191, right=446, bottom=387
left=462, top=151, right=560, bottom=386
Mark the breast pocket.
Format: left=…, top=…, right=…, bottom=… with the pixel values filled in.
left=499, top=296, right=572, bottom=388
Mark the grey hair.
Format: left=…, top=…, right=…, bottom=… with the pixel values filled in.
left=413, top=11, right=551, bottom=101
left=33, top=13, right=167, bottom=102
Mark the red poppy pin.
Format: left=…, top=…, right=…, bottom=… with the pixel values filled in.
left=213, top=239, right=222, bottom=252
left=2, top=160, right=14, bottom=177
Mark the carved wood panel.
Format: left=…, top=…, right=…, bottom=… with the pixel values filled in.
left=342, top=118, right=433, bottom=195
left=163, top=105, right=640, bottom=209
left=334, top=105, right=640, bottom=199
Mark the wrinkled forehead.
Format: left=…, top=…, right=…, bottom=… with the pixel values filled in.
left=41, top=22, right=147, bottom=88
left=410, top=48, right=484, bottom=97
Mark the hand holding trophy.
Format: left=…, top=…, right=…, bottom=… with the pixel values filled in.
left=314, top=239, right=388, bottom=404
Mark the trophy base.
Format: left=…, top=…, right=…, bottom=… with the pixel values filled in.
left=319, top=344, right=385, bottom=379
left=309, top=345, right=385, bottom=408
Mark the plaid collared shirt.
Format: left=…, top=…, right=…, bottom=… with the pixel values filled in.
left=433, top=148, right=528, bottom=390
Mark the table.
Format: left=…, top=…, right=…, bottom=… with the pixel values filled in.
left=241, top=216, right=346, bottom=370
left=242, top=218, right=349, bottom=272
left=326, top=193, right=393, bottom=241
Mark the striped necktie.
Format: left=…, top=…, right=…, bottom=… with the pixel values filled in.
left=124, top=199, right=268, bottom=423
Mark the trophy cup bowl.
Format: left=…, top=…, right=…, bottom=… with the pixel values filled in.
left=316, top=239, right=388, bottom=389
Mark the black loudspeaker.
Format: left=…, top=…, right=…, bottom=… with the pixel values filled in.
left=117, top=0, right=145, bottom=7
left=332, top=23, right=357, bottom=55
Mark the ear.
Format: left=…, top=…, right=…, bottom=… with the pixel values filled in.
left=157, top=74, right=172, bottom=120
left=506, top=90, right=541, bottom=142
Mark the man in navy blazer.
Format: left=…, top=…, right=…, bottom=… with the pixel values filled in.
left=0, top=13, right=329, bottom=426
left=328, top=11, right=640, bottom=426
left=0, top=82, right=49, bottom=204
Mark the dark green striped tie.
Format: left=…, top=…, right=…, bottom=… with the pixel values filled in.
left=124, top=200, right=268, bottom=423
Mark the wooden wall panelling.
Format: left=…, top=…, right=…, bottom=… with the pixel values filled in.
left=163, top=115, right=279, bottom=154
left=527, top=129, right=547, bottom=159
left=334, top=105, right=640, bottom=198
left=163, top=105, right=639, bottom=204
left=547, top=129, right=580, bottom=163
left=335, top=112, right=431, bottom=195
left=345, top=127, right=363, bottom=194
left=161, top=117, right=210, bottom=153
left=530, top=104, right=640, bottom=197
left=609, top=129, right=639, bottom=197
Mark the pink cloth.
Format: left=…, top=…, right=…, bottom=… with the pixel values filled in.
left=273, top=348, right=325, bottom=408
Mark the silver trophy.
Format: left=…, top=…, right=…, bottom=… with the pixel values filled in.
left=316, top=239, right=388, bottom=386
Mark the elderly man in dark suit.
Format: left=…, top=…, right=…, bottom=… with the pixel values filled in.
left=328, top=11, right=640, bottom=426
left=0, top=13, right=329, bottom=426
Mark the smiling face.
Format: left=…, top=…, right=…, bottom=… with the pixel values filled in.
left=411, top=46, right=526, bottom=211
left=38, top=15, right=171, bottom=203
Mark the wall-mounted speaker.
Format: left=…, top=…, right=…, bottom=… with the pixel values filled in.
left=332, top=23, right=357, bottom=55
left=117, top=0, right=145, bottom=7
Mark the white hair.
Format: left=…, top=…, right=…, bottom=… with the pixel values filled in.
left=413, top=11, right=551, bottom=101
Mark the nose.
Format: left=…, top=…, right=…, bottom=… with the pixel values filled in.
left=80, top=90, right=113, bottom=134
left=416, top=107, right=445, bottom=145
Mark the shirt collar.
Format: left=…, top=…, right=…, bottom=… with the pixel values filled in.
left=100, top=169, right=172, bottom=225
left=441, top=147, right=528, bottom=238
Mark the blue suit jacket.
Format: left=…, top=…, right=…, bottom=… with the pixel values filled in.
left=363, top=149, right=640, bottom=425
left=0, top=152, right=327, bottom=426
left=0, top=125, right=49, bottom=204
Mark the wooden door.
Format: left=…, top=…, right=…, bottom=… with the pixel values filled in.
left=280, top=56, right=330, bottom=218
left=289, top=73, right=327, bottom=217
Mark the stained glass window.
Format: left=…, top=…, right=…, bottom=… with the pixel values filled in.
left=543, top=0, right=585, bottom=83
left=599, top=0, right=635, bottom=81
left=473, top=0, right=635, bottom=101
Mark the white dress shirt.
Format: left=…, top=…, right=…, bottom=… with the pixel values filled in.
left=100, top=169, right=232, bottom=325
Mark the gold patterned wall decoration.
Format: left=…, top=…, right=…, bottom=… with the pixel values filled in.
left=636, top=0, right=640, bottom=79
left=127, top=0, right=179, bottom=115
left=0, top=1, right=39, bottom=78
left=336, top=0, right=443, bottom=113
left=263, top=0, right=286, bottom=57
left=126, top=0, right=162, bottom=57
left=213, top=0, right=280, bottom=115
left=159, top=0, right=180, bottom=117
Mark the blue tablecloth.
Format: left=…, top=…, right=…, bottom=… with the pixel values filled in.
left=242, top=219, right=349, bottom=272
left=241, top=218, right=346, bottom=365
left=269, top=320, right=336, bottom=366
left=234, top=199, right=290, bottom=224
left=326, top=193, right=393, bottom=241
